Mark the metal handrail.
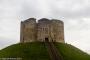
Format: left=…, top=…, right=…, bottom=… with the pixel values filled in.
left=45, top=40, right=63, bottom=60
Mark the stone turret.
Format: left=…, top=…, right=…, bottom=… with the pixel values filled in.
left=20, top=18, right=65, bottom=43
left=20, top=18, right=36, bottom=43
left=51, top=19, right=64, bottom=42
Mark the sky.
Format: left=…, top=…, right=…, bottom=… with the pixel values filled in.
left=0, top=0, right=90, bottom=54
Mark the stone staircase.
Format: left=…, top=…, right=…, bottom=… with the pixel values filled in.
left=45, top=40, right=63, bottom=60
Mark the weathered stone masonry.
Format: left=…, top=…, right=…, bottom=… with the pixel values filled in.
left=20, top=18, right=65, bottom=43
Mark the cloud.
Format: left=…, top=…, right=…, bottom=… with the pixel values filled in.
left=48, top=0, right=90, bottom=19
left=20, top=0, right=90, bottom=20
left=0, top=0, right=22, bottom=49
left=0, top=37, right=19, bottom=49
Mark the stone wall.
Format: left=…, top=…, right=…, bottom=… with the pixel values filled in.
left=20, top=18, right=65, bottom=43
left=51, top=19, right=64, bottom=42
left=20, top=18, right=36, bottom=43
left=37, top=18, right=51, bottom=42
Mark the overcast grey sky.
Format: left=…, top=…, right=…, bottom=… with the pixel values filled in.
left=0, top=0, right=90, bottom=54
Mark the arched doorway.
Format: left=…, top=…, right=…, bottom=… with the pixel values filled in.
left=45, top=38, right=49, bottom=42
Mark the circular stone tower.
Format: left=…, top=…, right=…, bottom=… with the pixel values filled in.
left=37, top=18, right=51, bottom=42
left=37, top=18, right=64, bottom=42
left=51, top=19, right=64, bottom=42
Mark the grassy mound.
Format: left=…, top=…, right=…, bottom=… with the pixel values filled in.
left=0, top=42, right=50, bottom=60
left=55, top=43, right=90, bottom=60
left=0, top=42, right=90, bottom=60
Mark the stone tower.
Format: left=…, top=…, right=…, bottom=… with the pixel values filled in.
left=20, top=18, right=65, bottom=43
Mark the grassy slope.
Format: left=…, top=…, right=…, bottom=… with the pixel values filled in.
left=0, top=42, right=90, bottom=60
left=0, top=42, right=50, bottom=60
left=55, top=43, right=90, bottom=60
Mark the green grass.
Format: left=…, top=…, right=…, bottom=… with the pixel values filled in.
left=0, top=42, right=50, bottom=60
left=0, top=42, right=90, bottom=60
left=55, top=43, right=90, bottom=60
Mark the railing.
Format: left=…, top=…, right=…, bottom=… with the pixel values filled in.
left=45, top=40, right=63, bottom=60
